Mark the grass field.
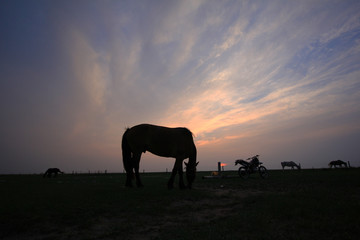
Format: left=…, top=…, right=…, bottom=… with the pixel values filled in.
left=1, top=168, right=359, bottom=240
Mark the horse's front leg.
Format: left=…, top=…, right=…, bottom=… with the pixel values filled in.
left=168, top=167, right=177, bottom=190
left=168, top=158, right=184, bottom=189
left=133, top=153, right=143, bottom=187
left=178, top=160, right=186, bottom=190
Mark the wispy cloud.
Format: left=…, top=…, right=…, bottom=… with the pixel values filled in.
left=1, top=0, right=360, bottom=173
left=152, top=1, right=360, bottom=153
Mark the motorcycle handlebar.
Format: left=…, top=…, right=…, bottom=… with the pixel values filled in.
left=247, top=155, right=259, bottom=160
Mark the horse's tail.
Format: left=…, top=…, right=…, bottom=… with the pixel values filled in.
left=122, top=128, right=133, bottom=173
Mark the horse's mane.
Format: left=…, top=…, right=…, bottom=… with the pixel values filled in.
left=185, top=128, right=195, bottom=138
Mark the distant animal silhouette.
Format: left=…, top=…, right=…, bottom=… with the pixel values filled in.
left=281, top=161, right=301, bottom=170
left=43, top=168, right=64, bottom=178
left=122, top=124, right=198, bottom=189
left=328, top=160, right=347, bottom=168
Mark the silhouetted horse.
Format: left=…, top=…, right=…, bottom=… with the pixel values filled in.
left=329, top=160, right=347, bottom=168
left=43, top=168, right=64, bottom=178
left=281, top=161, right=301, bottom=170
left=122, top=124, right=198, bottom=189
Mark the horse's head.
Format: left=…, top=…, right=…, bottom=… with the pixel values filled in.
left=185, top=161, right=199, bottom=189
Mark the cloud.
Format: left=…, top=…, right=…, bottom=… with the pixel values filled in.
left=155, top=1, right=360, bottom=153
left=67, top=29, right=110, bottom=109
left=1, top=0, right=360, bottom=173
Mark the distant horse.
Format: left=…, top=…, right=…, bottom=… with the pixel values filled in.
left=122, top=124, right=198, bottom=189
left=281, top=161, right=301, bottom=170
left=43, top=168, right=64, bottom=178
left=329, top=160, right=347, bottom=168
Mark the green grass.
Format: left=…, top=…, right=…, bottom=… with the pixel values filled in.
left=1, top=169, right=360, bottom=239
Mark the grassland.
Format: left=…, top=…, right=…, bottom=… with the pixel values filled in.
left=1, top=168, right=359, bottom=240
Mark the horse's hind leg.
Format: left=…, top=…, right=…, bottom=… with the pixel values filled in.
left=125, top=167, right=134, bottom=187
left=124, top=156, right=133, bottom=187
left=133, top=153, right=144, bottom=188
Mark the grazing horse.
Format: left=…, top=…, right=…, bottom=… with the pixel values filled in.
left=329, top=160, right=347, bottom=168
left=281, top=161, right=301, bottom=170
left=122, top=124, right=198, bottom=189
left=43, top=168, right=64, bottom=178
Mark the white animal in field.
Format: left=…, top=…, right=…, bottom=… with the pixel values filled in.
left=281, top=161, right=301, bottom=170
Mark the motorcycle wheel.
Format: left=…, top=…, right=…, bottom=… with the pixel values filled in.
left=238, top=167, right=249, bottom=179
left=259, top=166, right=268, bottom=179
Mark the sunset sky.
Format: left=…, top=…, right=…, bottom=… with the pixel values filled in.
left=1, top=0, right=360, bottom=174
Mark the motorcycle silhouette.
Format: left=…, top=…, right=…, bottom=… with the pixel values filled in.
left=235, top=155, right=268, bottom=179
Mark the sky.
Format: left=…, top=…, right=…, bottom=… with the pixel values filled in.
left=1, top=0, right=360, bottom=174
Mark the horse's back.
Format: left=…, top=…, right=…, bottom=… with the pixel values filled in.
left=330, top=160, right=345, bottom=164
left=281, top=161, right=298, bottom=168
left=125, top=124, right=196, bottom=158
